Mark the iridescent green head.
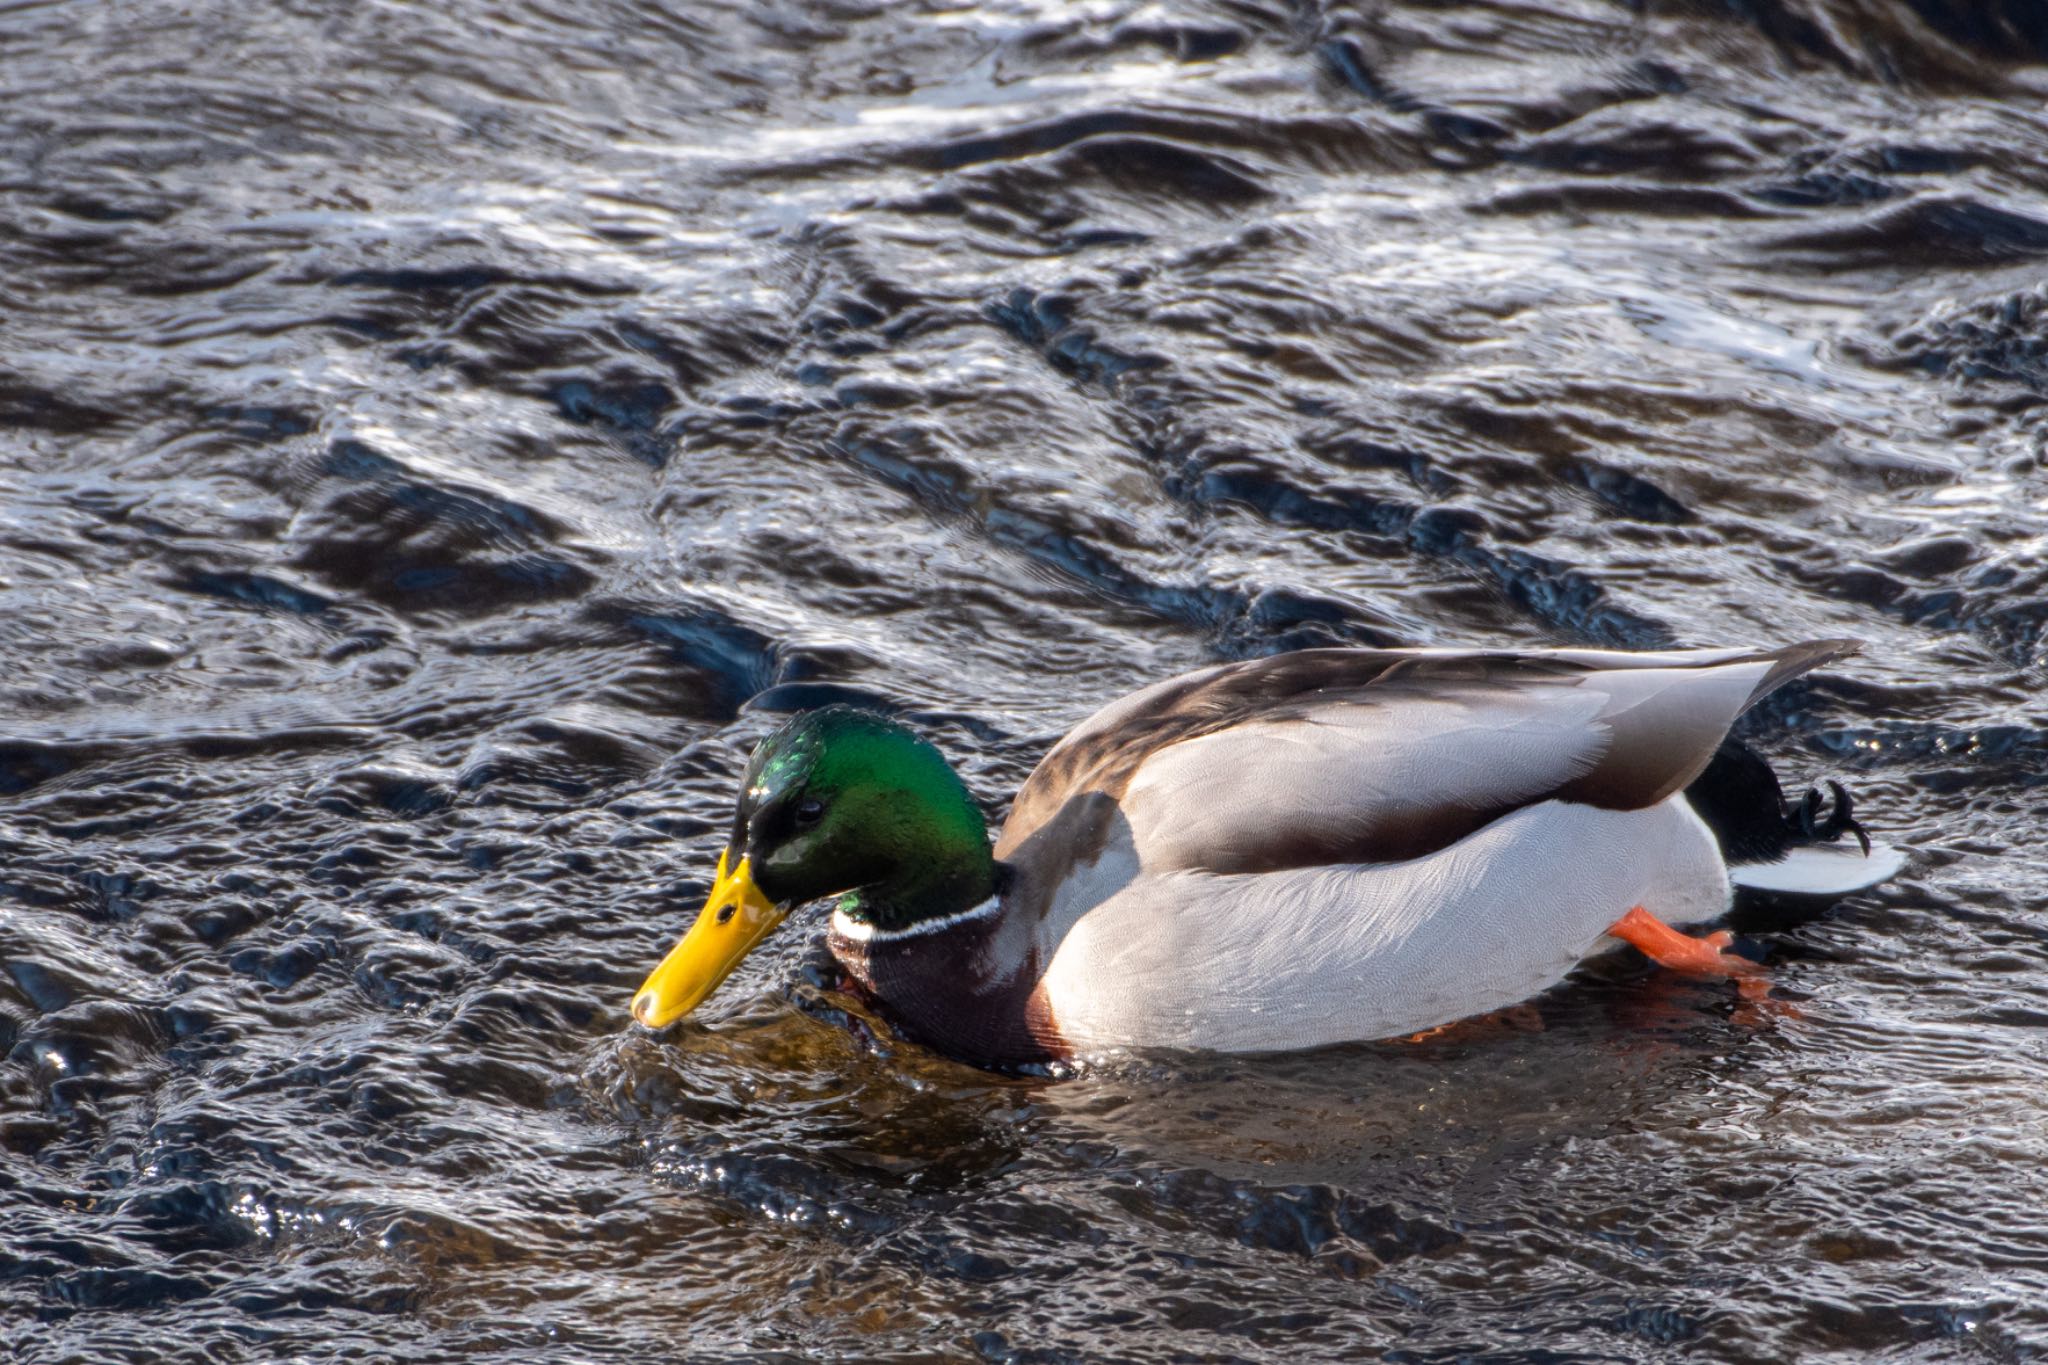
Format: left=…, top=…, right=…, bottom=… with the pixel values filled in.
left=736, top=706, right=995, bottom=926
left=632, top=706, right=996, bottom=1029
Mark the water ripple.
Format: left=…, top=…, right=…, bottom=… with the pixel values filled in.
left=4, top=0, right=2047, bottom=1359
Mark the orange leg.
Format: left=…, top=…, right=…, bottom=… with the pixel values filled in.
left=1609, top=907, right=1805, bottom=1028
left=1606, top=905, right=1761, bottom=977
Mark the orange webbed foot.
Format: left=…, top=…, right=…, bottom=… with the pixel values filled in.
left=1732, top=973, right=1805, bottom=1027
left=1606, top=905, right=1761, bottom=978
left=1609, top=907, right=1801, bottom=1030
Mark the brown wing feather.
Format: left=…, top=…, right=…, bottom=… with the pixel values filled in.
left=995, top=648, right=1417, bottom=859
left=994, top=642, right=1858, bottom=873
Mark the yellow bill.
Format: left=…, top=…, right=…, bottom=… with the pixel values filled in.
left=632, top=849, right=786, bottom=1029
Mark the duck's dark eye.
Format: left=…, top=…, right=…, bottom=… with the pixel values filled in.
left=795, top=797, right=825, bottom=825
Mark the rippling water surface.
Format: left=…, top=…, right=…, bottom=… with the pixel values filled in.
left=6, top=0, right=2048, bottom=1358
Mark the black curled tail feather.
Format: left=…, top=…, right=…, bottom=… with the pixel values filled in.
left=1791, top=780, right=1872, bottom=856
left=1683, top=739, right=1872, bottom=865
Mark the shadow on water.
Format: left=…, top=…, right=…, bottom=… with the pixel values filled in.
left=4, top=0, right=2048, bottom=1359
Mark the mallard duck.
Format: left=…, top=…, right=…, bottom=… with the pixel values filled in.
left=631, top=642, right=1903, bottom=1065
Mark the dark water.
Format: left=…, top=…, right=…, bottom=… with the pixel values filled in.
left=5, top=0, right=2048, bottom=1358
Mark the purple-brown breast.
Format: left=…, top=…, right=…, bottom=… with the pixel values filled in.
left=826, top=907, right=1070, bottom=1068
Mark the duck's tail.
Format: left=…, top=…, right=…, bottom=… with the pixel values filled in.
left=1728, top=840, right=1907, bottom=895
left=1684, top=740, right=1907, bottom=897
